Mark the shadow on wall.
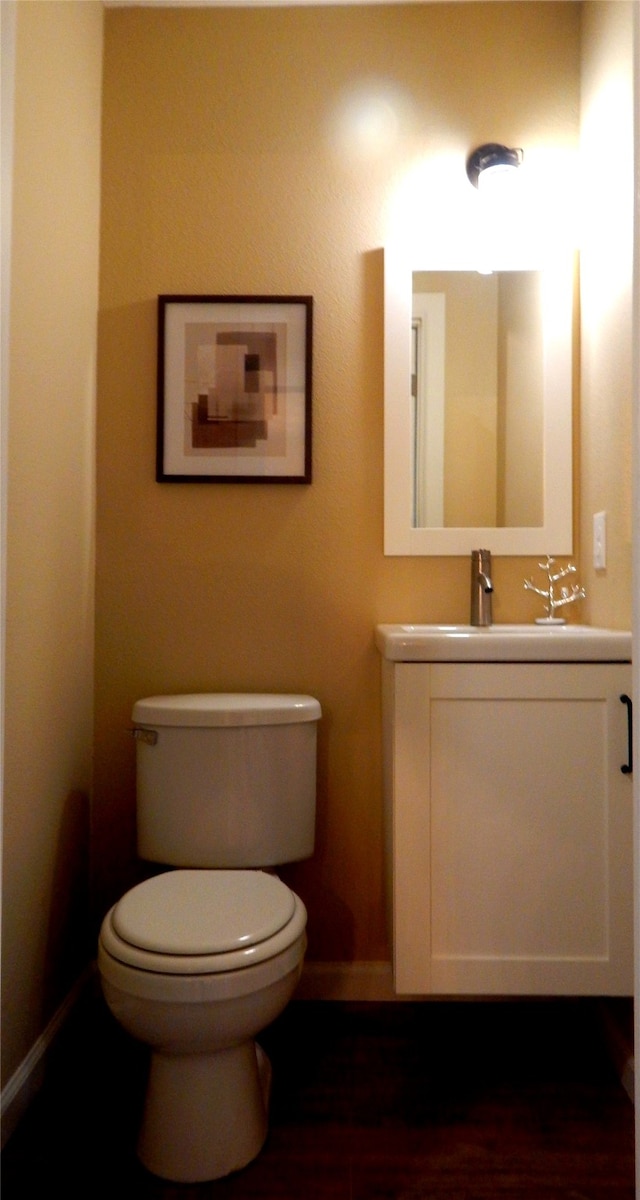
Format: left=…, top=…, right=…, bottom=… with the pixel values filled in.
left=281, top=701, right=357, bottom=963
left=282, top=861, right=356, bottom=962
left=44, top=789, right=92, bottom=1018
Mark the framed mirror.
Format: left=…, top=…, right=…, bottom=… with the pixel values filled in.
left=384, top=245, right=575, bottom=555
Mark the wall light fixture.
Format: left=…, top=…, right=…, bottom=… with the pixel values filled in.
left=466, top=143, right=523, bottom=190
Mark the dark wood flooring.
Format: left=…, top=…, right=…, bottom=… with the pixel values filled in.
left=2, top=988, right=635, bottom=1198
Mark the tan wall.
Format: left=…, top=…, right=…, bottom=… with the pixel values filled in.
left=2, top=0, right=102, bottom=1101
left=414, top=271, right=500, bottom=527
left=1, top=0, right=633, bottom=1146
left=498, top=270, right=544, bottom=527
left=579, top=1, right=634, bottom=628
left=95, top=1, right=584, bottom=964
left=443, top=273, right=498, bottom=527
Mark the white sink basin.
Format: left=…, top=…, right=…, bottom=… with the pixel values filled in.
left=375, top=623, right=632, bottom=662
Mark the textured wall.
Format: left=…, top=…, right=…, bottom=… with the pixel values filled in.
left=579, top=1, right=634, bottom=629
left=96, top=2, right=585, bottom=963
left=3, top=0, right=102, bottom=1100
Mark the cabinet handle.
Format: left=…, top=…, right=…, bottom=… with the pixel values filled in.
left=620, top=694, right=633, bottom=775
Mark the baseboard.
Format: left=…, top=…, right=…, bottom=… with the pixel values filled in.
left=1, top=966, right=95, bottom=1149
left=298, top=960, right=398, bottom=1001
left=621, top=1055, right=635, bottom=1105
left=599, top=1000, right=635, bottom=1105
left=6, top=963, right=628, bottom=1145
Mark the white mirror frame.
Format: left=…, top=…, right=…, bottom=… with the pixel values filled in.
left=384, top=245, right=575, bottom=555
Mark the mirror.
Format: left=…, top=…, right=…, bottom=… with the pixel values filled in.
left=412, top=270, right=544, bottom=529
left=384, top=246, right=575, bottom=555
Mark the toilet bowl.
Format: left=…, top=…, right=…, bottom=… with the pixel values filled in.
left=98, top=869, right=307, bottom=1183
left=97, top=692, right=321, bottom=1182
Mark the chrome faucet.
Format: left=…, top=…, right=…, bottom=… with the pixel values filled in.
left=470, top=549, right=494, bottom=626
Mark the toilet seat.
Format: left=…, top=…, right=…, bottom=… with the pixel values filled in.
left=100, top=869, right=307, bottom=975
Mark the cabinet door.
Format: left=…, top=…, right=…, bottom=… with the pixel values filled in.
left=391, top=662, right=633, bottom=996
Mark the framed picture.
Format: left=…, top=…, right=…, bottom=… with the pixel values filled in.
left=157, top=295, right=313, bottom=483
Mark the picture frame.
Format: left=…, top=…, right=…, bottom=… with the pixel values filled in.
left=157, top=295, right=313, bottom=483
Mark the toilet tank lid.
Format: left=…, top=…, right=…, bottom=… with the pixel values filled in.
left=132, top=693, right=322, bottom=728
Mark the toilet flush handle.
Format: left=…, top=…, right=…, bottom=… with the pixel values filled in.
left=130, top=727, right=158, bottom=746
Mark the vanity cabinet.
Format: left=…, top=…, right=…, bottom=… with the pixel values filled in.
left=382, top=659, right=633, bottom=996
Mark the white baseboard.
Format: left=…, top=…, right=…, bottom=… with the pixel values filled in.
left=297, top=960, right=397, bottom=1001
left=1, top=966, right=94, bottom=1149
left=6, top=961, right=629, bottom=1151
left=598, top=1000, right=635, bottom=1105
left=0, top=961, right=392, bottom=1147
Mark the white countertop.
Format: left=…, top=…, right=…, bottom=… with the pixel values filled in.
left=375, top=623, right=632, bottom=663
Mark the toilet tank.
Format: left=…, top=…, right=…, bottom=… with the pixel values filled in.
left=132, top=693, right=322, bottom=868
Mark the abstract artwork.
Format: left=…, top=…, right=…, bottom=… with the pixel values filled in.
left=157, top=296, right=312, bottom=482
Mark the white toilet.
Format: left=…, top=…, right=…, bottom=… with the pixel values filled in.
left=97, top=692, right=321, bottom=1183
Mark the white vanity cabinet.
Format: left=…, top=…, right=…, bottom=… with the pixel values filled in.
left=380, top=644, right=633, bottom=997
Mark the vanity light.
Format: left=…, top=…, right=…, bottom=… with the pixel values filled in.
left=466, top=142, right=523, bottom=190
left=466, top=143, right=524, bottom=274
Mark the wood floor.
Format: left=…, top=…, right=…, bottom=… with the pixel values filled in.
left=2, top=989, right=635, bottom=1199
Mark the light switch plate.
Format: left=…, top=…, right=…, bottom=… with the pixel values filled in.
left=593, top=511, right=607, bottom=570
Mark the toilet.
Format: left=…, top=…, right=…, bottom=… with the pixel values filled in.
left=97, top=692, right=321, bottom=1183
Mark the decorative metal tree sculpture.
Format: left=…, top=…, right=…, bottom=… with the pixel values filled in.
left=524, top=556, right=586, bottom=624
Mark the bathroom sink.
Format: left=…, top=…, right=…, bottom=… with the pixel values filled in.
left=375, top=623, right=632, bottom=663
